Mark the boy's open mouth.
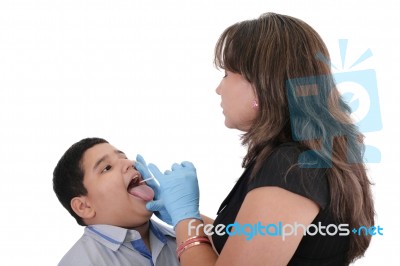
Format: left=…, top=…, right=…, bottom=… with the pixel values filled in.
left=127, top=175, right=154, bottom=201
left=127, top=175, right=140, bottom=191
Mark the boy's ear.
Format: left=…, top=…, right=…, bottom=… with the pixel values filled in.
left=71, top=196, right=95, bottom=220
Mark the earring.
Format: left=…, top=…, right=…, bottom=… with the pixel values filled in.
left=252, top=100, right=259, bottom=109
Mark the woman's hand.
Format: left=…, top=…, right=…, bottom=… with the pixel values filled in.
left=135, top=154, right=173, bottom=225
left=147, top=159, right=202, bottom=228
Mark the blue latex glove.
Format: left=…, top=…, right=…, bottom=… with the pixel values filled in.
left=148, top=161, right=201, bottom=228
left=135, top=154, right=173, bottom=226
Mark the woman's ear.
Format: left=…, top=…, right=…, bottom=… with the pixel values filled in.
left=71, top=196, right=95, bottom=220
left=252, top=87, right=259, bottom=109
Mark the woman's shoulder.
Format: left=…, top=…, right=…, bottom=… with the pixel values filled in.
left=249, top=142, right=330, bottom=209
left=260, top=142, right=326, bottom=171
left=270, top=141, right=305, bottom=158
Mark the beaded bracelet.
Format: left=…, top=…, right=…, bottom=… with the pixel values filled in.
left=176, top=236, right=211, bottom=261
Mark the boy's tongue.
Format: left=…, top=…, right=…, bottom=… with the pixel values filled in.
left=129, top=185, right=154, bottom=201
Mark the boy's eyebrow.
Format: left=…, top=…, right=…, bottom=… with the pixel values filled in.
left=93, top=150, right=127, bottom=171
left=116, top=150, right=127, bottom=158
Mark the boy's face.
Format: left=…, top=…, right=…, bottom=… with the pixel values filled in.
left=80, top=143, right=154, bottom=228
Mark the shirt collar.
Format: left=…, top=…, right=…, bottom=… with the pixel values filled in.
left=85, top=219, right=175, bottom=251
left=149, top=220, right=170, bottom=244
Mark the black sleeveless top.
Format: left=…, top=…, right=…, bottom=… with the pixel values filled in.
left=212, top=143, right=349, bottom=265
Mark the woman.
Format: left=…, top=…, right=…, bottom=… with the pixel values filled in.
left=138, top=12, right=375, bottom=265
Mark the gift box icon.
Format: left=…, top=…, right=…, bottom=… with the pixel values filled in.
left=286, top=40, right=382, bottom=167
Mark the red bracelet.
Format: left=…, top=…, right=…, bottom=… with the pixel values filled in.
left=176, top=236, right=211, bottom=261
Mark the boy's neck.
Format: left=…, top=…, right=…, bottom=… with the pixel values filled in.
left=133, top=221, right=151, bottom=251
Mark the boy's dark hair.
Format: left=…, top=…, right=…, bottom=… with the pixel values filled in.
left=53, top=137, right=108, bottom=226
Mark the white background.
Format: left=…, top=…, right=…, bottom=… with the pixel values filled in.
left=0, top=0, right=398, bottom=265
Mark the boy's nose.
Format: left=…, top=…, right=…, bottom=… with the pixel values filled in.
left=122, top=159, right=135, bottom=173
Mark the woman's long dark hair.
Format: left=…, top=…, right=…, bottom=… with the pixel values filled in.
left=214, top=12, right=374, bottom=263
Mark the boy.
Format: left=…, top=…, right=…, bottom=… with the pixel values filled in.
left=53, top=137, right=179, bottom=266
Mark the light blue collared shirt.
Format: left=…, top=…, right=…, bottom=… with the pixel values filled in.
left=58, top=220, right=179, bottom=266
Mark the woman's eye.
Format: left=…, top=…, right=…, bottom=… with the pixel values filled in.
left=102, top=165, right=112, bottom=173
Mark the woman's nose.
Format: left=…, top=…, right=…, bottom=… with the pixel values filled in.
left=216, top=83, right=221, bottom=95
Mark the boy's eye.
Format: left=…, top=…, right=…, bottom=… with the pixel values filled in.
left=102, top=165, right=112, bottom=173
